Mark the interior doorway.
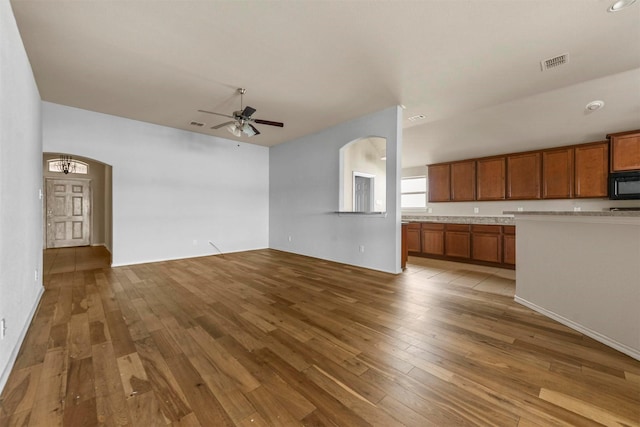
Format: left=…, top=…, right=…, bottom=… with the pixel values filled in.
left=43, top=153, right=113, bottom=259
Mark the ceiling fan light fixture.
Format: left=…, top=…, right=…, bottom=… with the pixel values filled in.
left=227, top=123, right=242, bottom=137
left=241, top=123, right=257, bottom=137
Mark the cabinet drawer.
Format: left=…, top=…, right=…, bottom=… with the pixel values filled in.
left=407, top=222, right=421, bottom=230
left=445, top=224, right=470, bottom=232
left=421, top=223, right=445, bottom=230
left=471, top=224, right=501, bottom=234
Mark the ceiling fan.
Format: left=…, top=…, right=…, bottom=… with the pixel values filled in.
left=198, top=88, right=284, bottom=137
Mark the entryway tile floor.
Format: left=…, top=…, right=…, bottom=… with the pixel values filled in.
left=405, top=256, right=516, bottom=297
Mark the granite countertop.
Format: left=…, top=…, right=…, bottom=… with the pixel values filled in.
left=504, top=210, right=640, bottom=217
left=402, top=215, right=515, bottom=225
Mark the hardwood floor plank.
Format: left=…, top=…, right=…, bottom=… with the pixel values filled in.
left=164, top=353, right=234, bottom=426
left=3, top=248, right=637, bottom=426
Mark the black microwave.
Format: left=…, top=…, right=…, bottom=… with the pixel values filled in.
left=609, top=171, right=640, bottom=200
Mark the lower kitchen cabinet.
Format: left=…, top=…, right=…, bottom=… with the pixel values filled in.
left=407, top=221, right=515, bottom=268
left=406, top=223, right=421, bottom=253
left=445, top=224, right=470, bottom=259
left=503, top=226, right=516, bottom=265
left=421, top=223, right=445, bottom=255
left=471, top=225, right=502, bottom=263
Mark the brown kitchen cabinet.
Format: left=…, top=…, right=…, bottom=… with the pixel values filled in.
left=507, top=152, right=541, bottom=199
left=502, top=226, right=516, bottom=265
left=451, top=160, right=476, bottom=201
left=428, top=164, right=451, bottom=202
left=574, top=141, right=609, bottom=198
left=477, top=157, right=506, bottom=200
left=421, top=223, right=445, bottom=255
left=471, top=225, right=502, bottom=263
left=406, top=223, right=421, bottom=253
left=608, top=130, right=640, bottom=172
left=542, top=147, right=574, bottom=199
left=445, top=224, right=470, bottom=259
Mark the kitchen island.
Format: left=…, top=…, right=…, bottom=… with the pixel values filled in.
left=508, top=210, right=640, bottom=360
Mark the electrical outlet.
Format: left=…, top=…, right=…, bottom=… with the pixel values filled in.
left=288, top=236, right=292, bottom=242
left=1, top=318, right=6, bottom=340
left=427, top=207, right=433, bottom=214
left=574, top=206, right=581, bottom=212
left=359, top=245, right=365, bottom=253
left=35, top=269, right=38, bottom=282
left=517, top=207, right=524, bottom=212
left=192, top=239, right=198, bottom=246
left=473, top=207, right=479, bottom=214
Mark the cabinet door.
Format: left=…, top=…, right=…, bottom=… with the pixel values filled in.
left=451, top=160, right=476, bottom=201
left=445, top=225, right=470, bottom=259
left=542, top=147, right=573, bottom=199
left=503, top=226, right=516, bottom=265
left=428, top=164, right=451, bottom=202
left=471, top=225, right=502, bottom=263
left=477, top=157, right=506, bottom=200
left=406, top=224, right=421, bottom=252
left=575, top=142, right=609, bottom=198
left=507, top=152, right=541, bottom=199
left=610, top=132, right=640, bottom=172
left=421, top=224, right=445, bottom=255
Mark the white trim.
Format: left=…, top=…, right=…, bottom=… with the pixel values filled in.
left=0, top=286, right=45, bottom=394
left=514, top=295, right=640, bottom=361
left=110, top=247, right=269, bottom=267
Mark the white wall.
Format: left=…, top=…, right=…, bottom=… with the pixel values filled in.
left=0, top=0, right=44, bottom=393
left=514, top=215, right=640, bottom=360
left=270, top=106, right=402, bottom=274
left=42, top=102, right=269, bottom=266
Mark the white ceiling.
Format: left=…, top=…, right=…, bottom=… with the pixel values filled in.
left=10, top=0, right=640, bottom=168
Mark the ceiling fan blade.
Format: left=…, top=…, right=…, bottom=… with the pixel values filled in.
left=254, top=119, right=284, bottom=128
left=211, top=121, right=235, bottom=129
left=248, top=124, right=261, bottom=136
left=198, top=109, right=234, bottom=119
left=241, top=106, right=256, bottom=118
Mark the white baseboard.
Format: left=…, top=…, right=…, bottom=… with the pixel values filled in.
left=0, top=286, right=45, bottom=394
left=514, top=295, right=640, bottom=361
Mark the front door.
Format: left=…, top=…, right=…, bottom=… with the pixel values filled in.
left=46, top=178, right=91, bottom=248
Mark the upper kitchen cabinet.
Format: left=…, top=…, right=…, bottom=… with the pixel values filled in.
left=451, top=160, right=476, bottom=201
left=477, top=157, right=506, bottom=200
left=574, top=141, right=609, bottom=198
left=428, top=163, right=451, bottom=202
left=507, top=152, right=541, bottom=199
left=608, top=130, right=640, bottom=172
left=542, top=147, right=574, bottom=199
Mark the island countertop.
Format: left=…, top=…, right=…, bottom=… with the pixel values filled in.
left=402, top=215, right=515, bottom=225
left=504, top=210, right=640, bottom=217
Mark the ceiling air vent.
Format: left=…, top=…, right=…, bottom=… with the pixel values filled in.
left=190, top=121, right=205, bottom=127
left=408, top=114, right=426, bottom=122
left=541, top=53, right=569, bottom=71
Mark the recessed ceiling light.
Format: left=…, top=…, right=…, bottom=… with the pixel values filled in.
left=585, top=100, right=605, bottom=111
left=608, top=0, right=636, bottom=12
left=408, top=114, right=426, bottom=122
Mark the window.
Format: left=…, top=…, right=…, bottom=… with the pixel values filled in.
left=401, top=176, right=427, bottom=209
left=47, top=158, right=88, bottom=174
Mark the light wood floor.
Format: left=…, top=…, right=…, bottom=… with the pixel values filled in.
left=1, top=248, right=638, bottom=426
